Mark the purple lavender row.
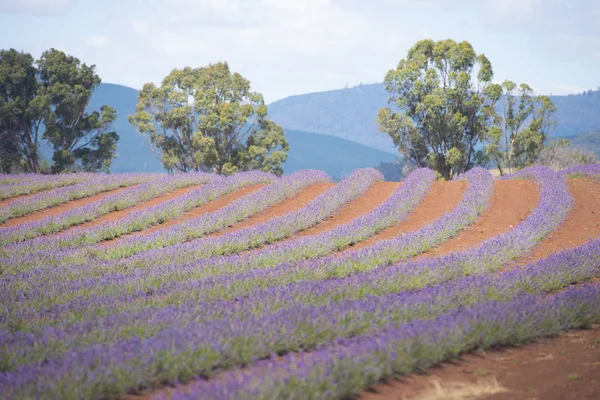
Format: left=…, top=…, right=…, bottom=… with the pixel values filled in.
left=117, top=167, right=385, bottom=268
left=0, top=167, right=488, bottom=324
left=557, top=163, right=600, bottom=178
left=0, top=173, right=96, bottom=200
left=0, top=170, right=328, bottom=273
left=92, top=169, right=336, bottom=260
left=2, top=233, right=597, bottom=375
left=164, top=284, right=600, bottom=400
left=31, top=168, right=432, bottom=294
left=0, top=173, right=215, bottom=246
left=2, top=166, right=563, bottom=335
left=1, top=241, right=598, bottom=399
left=3, top=171, right=274, bottom=256
left=133, top=168, right=435, bottom=274
left=0, top=173, right=159, bottom=223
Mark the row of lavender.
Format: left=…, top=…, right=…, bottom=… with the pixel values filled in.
left=0, top=173, right=218, bottom=245
left=0, top=166, right=562, bottom=348
left=0, top=166, right=597, bottom=397
left=0, top=173, right=160, bottom=223
left=0, top=173, right=96, bottom=200
left=0, top=168, right=368, bottom=272
left=0, top=166, right=593, bottom=399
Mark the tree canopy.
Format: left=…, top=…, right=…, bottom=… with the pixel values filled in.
left=485, top=81, right=556, bottom=175
left=129, top=62, right=289, bottom=175
left=377, top=39, right=556, bottom=179
left=0, top=48, right=118, bottom=173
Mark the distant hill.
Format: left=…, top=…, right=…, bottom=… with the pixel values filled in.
left=89, top=83, right=396, bottom=178
left=563, top=130, right=600, bottom=157
left=268, top=83, right=600, bottom=152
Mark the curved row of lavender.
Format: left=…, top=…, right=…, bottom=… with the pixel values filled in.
left=0, top=173, right=215, bottom=246
left=117, top=167, right=385, bottom=268
left=118, top=168, right=435, bottom=275
left=12, top=165, right=566, bottom=333
left=0, top=173, right=96, bottom=200
left=0, top=173, right=159, bottom=223
left=4, top=171, right=274, bottom=255
left=1, top=236, right=597, bottom=398
left=558, top=163, right=600, bottom=178
left=0, top=167, right=490, bottom=327
left=165, top=283, right=600, bottom=400
left=0, top=168, right=431, bottom=301
left=2, top=234, right=597, bottom=376
left=0, top=169, right=329, bottom=272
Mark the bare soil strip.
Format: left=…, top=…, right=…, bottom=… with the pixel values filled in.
left=344, top=181, right=467, bottom=252
left=359, top=325, right=600, bottom=400
left=58, top=184, right=207, bottom=233
left=514, top=178, right=600, bottom=264
left=0, top=186, right=132, bottom=228
left=213, top=183, right=336, bottom=236
left=295, top=182, right=402, bottom=238
left=100, top=184, right=267, bottom=245
left=413, top=179, right=539, bottom=259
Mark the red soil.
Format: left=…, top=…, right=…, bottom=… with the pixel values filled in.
left=295, top=182, right=402, bottom=237
left=213, top=183, right=336, bottom=236
left=101, top=184, right=267, bottom=244
left=516, top=178, right=600, bottom=263
left=0, top=186, right=131, bottom=228
left=345, top=181, right=467, bottom=252
left=413, top=180, right=539, bottom=258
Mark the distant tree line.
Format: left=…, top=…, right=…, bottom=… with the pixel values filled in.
left=0, top=48, right=118, bottom=173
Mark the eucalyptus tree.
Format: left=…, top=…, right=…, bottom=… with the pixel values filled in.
left=129, top=62, right=288, bottom=175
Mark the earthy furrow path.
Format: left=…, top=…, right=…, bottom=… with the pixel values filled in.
left=412, top=179, right=539, bottom=259
left=58, top=184, right=207, bottom=233
left=513, top=178, right=600, bottom=264
left=101, top=184, right=267, bottom=245
left=295, top=182, right=402, bottom=237
left=0, top=186, right=132, bottom=228
left=213, top=183, right=336, bottom=236
left=343, top=181, right=467, bottom=252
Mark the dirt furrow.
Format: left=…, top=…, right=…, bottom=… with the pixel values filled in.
left=0, top=186, right=132, bottom=228
left=213, top=183, right=336, bottom=236
left=513, top=178, right=600, bottom=264
left=58, top=184, right=207, bottom=233
left=344, top=181, right=467, bottom=252
left=101, top=184, right=267, bottom=245
left=413, top=179, right=539, bottom=259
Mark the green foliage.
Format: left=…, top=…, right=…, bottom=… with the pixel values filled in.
left=0, top=48, right=118, bottom=173
left=0, top=49, right=43, bottom=173
left=485, top=81, right=556, bottom=175
left=537, top=138, right=598, bottom=170
left=374, top=157, right=408, bottom=182
left=377, top=39, right=496, bottom=180
left=129, top=62, right=288, bottom=175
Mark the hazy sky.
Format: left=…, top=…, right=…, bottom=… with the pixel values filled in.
left=1, top=0, right=598, bottom=102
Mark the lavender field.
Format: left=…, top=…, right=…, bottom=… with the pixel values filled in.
left=0, top=165, right=599, bottom=400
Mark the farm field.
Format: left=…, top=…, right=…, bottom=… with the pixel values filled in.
left=0, top=165, right=599, bottom=400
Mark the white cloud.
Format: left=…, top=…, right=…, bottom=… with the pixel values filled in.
left=0, top=0, right=75, bottom=15
left=85, top=36, right=109, bottom=48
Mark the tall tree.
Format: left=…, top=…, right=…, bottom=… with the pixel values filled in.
left=129, top=62, right=289, bottom=175
left=37, top=49, right=118, bottom=173
left=0, top=49, right=45, bottom=172
left=485, top=81, right=556, bottom=175
left=377, top=39, right=498, bottom=180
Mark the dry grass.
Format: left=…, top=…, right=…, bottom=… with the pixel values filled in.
left=404, top=377, right=508, bottom=400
